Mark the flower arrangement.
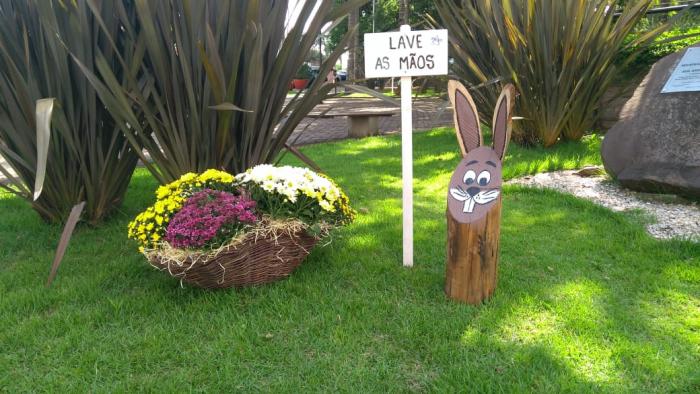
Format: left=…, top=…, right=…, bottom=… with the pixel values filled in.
left=128, top=165, right=353, bottom=288
left=128, top=166, right=354, bottom=278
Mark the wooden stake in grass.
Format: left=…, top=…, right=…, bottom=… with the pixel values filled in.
left=46, top=201, right=85, bottom=287
left=444, top=81, right=514, bottom=304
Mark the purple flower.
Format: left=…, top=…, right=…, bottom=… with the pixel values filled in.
left=165, top=189, right=258, bottom=249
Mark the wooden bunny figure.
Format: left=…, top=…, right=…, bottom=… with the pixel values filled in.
left=445, top=80, right=515, bottom=304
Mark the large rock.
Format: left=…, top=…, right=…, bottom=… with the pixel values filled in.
left=602, top=44, right=700, bottom=197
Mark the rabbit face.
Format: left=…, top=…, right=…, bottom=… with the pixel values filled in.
left=446, top=80, right=514, bottom=224
left=447, top=147, right=503, bottom=223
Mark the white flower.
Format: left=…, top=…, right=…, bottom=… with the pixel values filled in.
left=237, top=164, right=344, bottom=210
left=274, top=182, right=287, bottom=194
left=284, top=180, right=297, bottom=191
left=249, top=164, right=275, bottom=183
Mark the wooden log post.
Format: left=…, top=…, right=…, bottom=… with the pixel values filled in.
left=445, top=198, right=501, bottom=304
left=443, top=80, right=514, bottom=305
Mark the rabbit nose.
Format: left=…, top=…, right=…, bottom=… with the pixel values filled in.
left=467, top=186, right=481, bottom=196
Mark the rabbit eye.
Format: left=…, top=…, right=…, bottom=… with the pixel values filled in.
left=477, top=171, right=491, bottom=186
left=463, top=170, right=476, bottom=185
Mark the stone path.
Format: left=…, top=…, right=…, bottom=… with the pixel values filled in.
left=508, top=168, right=700, bottom=241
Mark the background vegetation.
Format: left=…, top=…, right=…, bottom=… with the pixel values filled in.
left=325, top=0, right=438, bottom=52
left=617, top=8, right=700, bottom=80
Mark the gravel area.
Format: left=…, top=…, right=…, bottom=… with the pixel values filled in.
left=508, top=167, right=700, bottom=242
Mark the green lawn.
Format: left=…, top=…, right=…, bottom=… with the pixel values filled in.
left=1, top=129, right=698, bottom=392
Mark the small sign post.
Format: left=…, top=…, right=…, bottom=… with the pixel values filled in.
left=364, top=25, right=448, bottom=267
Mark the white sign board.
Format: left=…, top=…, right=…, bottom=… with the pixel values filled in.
left=364, top=29, right=448, bottom=78
left=661, top=47, right=700, bottom=93
left=363, top=26, right=449, bottom=268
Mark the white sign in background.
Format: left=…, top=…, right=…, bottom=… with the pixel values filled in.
left=363, top=26, right=448, bottom=267
left=364, top=29, right=448, bottom=79
left=662, top=47, right=700, bottom=93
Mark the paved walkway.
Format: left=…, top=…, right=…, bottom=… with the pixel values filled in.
left=288, top=97, right=452, bottom=145
left=0, top=98, right=452, bottom=185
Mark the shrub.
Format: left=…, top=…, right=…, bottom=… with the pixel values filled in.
left=296, top=63, right=314, bottom=80
left=0, top=0, right=139, bottom=223
left=435, top=0, right=670, bottom=147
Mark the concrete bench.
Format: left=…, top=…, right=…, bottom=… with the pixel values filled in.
left=308, top=109, right=398, bottom=138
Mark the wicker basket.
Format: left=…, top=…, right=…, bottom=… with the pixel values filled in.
left=147, top=227, right=318, bottom=289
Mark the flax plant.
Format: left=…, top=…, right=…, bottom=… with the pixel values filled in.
left=77, top=0, right=364, bottom=184
left=435, top=0, right=680, bottom=146
left=0, top=0, right=139, bottom=223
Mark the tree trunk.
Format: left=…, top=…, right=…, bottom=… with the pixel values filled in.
left=445, top=199, right=501, bottom=304
left=347, top=4, right=359, bottom=81
left=399, top=0, right=409, bottom=26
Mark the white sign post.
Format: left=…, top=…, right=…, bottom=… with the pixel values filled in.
left=364, top=25, right=448, bottom=267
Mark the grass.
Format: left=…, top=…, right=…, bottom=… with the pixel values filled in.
left=1, top=128, right=699, bottom=392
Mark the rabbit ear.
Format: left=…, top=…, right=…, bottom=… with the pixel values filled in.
left=448, top=80, right=482, bottom=157
left=491, top=84, right=515, bottom=161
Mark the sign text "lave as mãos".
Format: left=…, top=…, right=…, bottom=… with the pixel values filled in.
left=364, top=29, right=448, bottom=79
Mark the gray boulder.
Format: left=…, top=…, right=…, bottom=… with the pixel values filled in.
left=602, top=44, right=700, bottom=197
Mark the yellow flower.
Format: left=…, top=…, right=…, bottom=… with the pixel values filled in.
left=180, top=173, right=197, bottom=182
left=196, top=169, right=235, bottom=184
left=319, top=200, right=333, bottom=212
left=156, top=186, right=170, bottom=199
left=301, top=186, right=315, bottom=198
